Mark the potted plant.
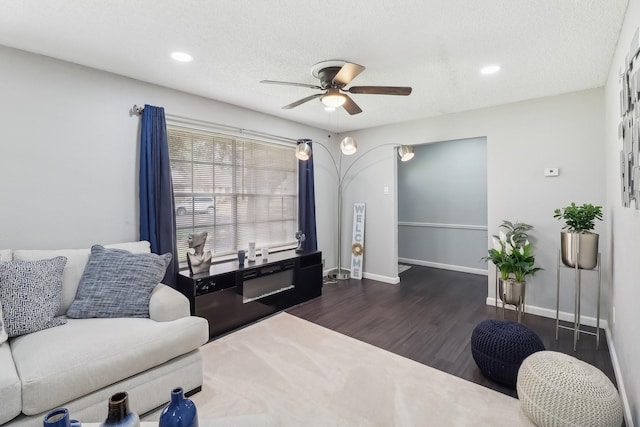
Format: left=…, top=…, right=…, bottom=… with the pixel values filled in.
left=553, top=203, right=603, bottom=269
left=483, top=221, right=542, bottom=309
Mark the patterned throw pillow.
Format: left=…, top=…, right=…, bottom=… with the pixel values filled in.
left=67, top=245, right=172, bottom=319
left=0, top=257, right=68, bottom=337
left=0, top=300, right=8, bottom=344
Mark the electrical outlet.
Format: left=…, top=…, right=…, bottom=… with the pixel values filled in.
left=544, top=167, right=559, bottom=177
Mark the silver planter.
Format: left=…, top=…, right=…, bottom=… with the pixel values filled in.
left=498, top=279, right=526, bottom=306
left=560, top=231, right=599, bottom=269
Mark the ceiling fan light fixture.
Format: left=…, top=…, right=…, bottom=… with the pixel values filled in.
left=398, top=145, right=415, bottom=162
left=170, top=52, right=193, bottom=62
left=295, top=141, right=312, bottom=160
left=480, top=64, right=501, bottom=75
left=340, top=137, right=358, bottom=155
left=321, top=89, right=347, bottom=108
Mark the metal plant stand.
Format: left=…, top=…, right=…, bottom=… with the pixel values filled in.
left=555, top=250, right=601, bottom=351
left=494, top=268, right=526, bottom=323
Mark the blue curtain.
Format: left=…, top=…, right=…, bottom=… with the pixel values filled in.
left=140, top=105, right=178, bottom=286
left=297, top=139, right=318, bottom=252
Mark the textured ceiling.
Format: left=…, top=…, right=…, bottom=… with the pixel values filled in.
left=0, top=1, right=629, bottom=132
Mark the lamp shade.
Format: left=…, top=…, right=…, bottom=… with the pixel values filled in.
left=295, top=141, right=312, bottom=160
left=398, top=145, right=415, bottom=161
left=321, top=89, right=346, bottom=108
left=340, top=137, right=358, bottom=155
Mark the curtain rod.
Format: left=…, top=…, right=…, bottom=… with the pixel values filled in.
left=131, top=104, right=299, bottom=146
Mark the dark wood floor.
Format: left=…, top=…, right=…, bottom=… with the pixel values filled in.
left=287, top=265, right=618, bottom=398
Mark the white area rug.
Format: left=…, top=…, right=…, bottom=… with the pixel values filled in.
left=148, top=313, right=534, bottom=426
left=398, top=264, right=412, bottom=274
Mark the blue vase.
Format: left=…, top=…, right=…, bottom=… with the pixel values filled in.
left=43, top=408, right=81, bottom=427
left=159, top=387, right=198, bottom=427
left=100, top=392, right=139, bottom=427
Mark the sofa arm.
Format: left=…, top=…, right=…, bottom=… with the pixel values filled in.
left=149, top=284, right=191, bottom=321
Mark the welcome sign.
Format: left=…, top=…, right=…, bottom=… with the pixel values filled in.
left=350, top=203, right=366, bottom=280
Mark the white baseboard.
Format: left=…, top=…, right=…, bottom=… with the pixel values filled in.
left=323, top=259, right=485, bottom=284
left=323, top=267, right=400, bottom=284
left=362, top=271, right=400, bottom=284
left=605, top=326, right=634, bottom=427
left=399, top=257, right=488, bottom=276
left=485, top=297, right=608, bottom=330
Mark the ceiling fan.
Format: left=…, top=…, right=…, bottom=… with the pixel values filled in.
left=260, top=60, right=412, bottom=115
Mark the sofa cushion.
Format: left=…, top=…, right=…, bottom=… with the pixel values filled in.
left=67, top=245, right=171, bottom=319
left=0, top=257, right=68, bottom=337
left=0, top=342, right=21, bottom=424
left=11, top=316, right=209, bottom=415
left=0, top=247, right=12, bottom=344
left=13, top=241, right=152, bottom=316
left=0, top=300, right=7, bottom=344
left=149, top=284, right=191, bottom=322
left=0, top=249, right=11, bottom=261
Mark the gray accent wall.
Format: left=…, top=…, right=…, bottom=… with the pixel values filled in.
left=398, top=138, right=487, bottom=272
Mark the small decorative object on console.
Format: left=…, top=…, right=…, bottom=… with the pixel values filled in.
left=295, top=231, right=306, bottom=253
left=248, top=242, right=256, bottom=262
left=187, top=232, right=212, bottom=275
left=159, top=387, right=199, bottom=427
left=43, top=408, right=81, bottom=427
left=100, top=392, right=139, bottom=427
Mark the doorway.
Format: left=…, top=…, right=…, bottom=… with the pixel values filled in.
left=397, top=137, right=488, bottom=276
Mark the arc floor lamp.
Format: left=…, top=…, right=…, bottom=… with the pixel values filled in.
left=296, top=137, right=415, bottom=280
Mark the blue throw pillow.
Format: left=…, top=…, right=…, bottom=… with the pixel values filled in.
left=0, top=257, right=68, bottom=337
left=67, top=245, right=171, bottom=318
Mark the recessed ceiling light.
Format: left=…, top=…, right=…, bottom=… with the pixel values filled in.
left=480, top=65, right=501, bottom=75
left=171, top=52, right=193, bottom=63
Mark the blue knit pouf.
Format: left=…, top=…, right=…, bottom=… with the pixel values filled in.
left=471, top=319, right=545, bottom=388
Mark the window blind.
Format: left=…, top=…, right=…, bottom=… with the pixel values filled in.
left=168, top=127, right=298, bottom=264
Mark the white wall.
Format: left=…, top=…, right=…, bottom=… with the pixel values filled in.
left=604, top=0, right=640, bottom=423
left=340, top=89, right=606, bottom=318
left=0, top=46, right=335, bottom=261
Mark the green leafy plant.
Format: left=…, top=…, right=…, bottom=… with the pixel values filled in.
left=482, top=221, right=542, bottom=281
left=553, top=203, right=603, bottom=233
left=501, top=241, right=542, bottom=282
left=497, top=220, right=532, bottom=247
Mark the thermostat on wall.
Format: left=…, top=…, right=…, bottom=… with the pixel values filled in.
left=544, top=167, right=559, bottom=177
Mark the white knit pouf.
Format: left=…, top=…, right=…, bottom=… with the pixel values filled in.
left=517, top=351, right=623, bottom=427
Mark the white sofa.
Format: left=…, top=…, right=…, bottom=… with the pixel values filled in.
left=0, top=241, right=209, bottom=427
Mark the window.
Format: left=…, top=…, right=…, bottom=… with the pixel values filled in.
left=168, top=126, right=298, bottom=265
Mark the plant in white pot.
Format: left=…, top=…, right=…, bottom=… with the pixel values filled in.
left=483, top=221, right=542, bottom=318
left=553, top=203, right=603, bottom=269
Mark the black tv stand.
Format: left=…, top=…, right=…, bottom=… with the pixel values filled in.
left=177, top=250, right=322, bottom=339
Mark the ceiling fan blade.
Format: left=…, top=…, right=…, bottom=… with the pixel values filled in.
left=282, top=93, right=323, bottom=109
left=347, top=86, right=412, bottom=96
left=342, top=95, right=363, bottom=115
left=332, top=62, right=366, bottom=86
left=261, top=80, right=323, bottom=90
